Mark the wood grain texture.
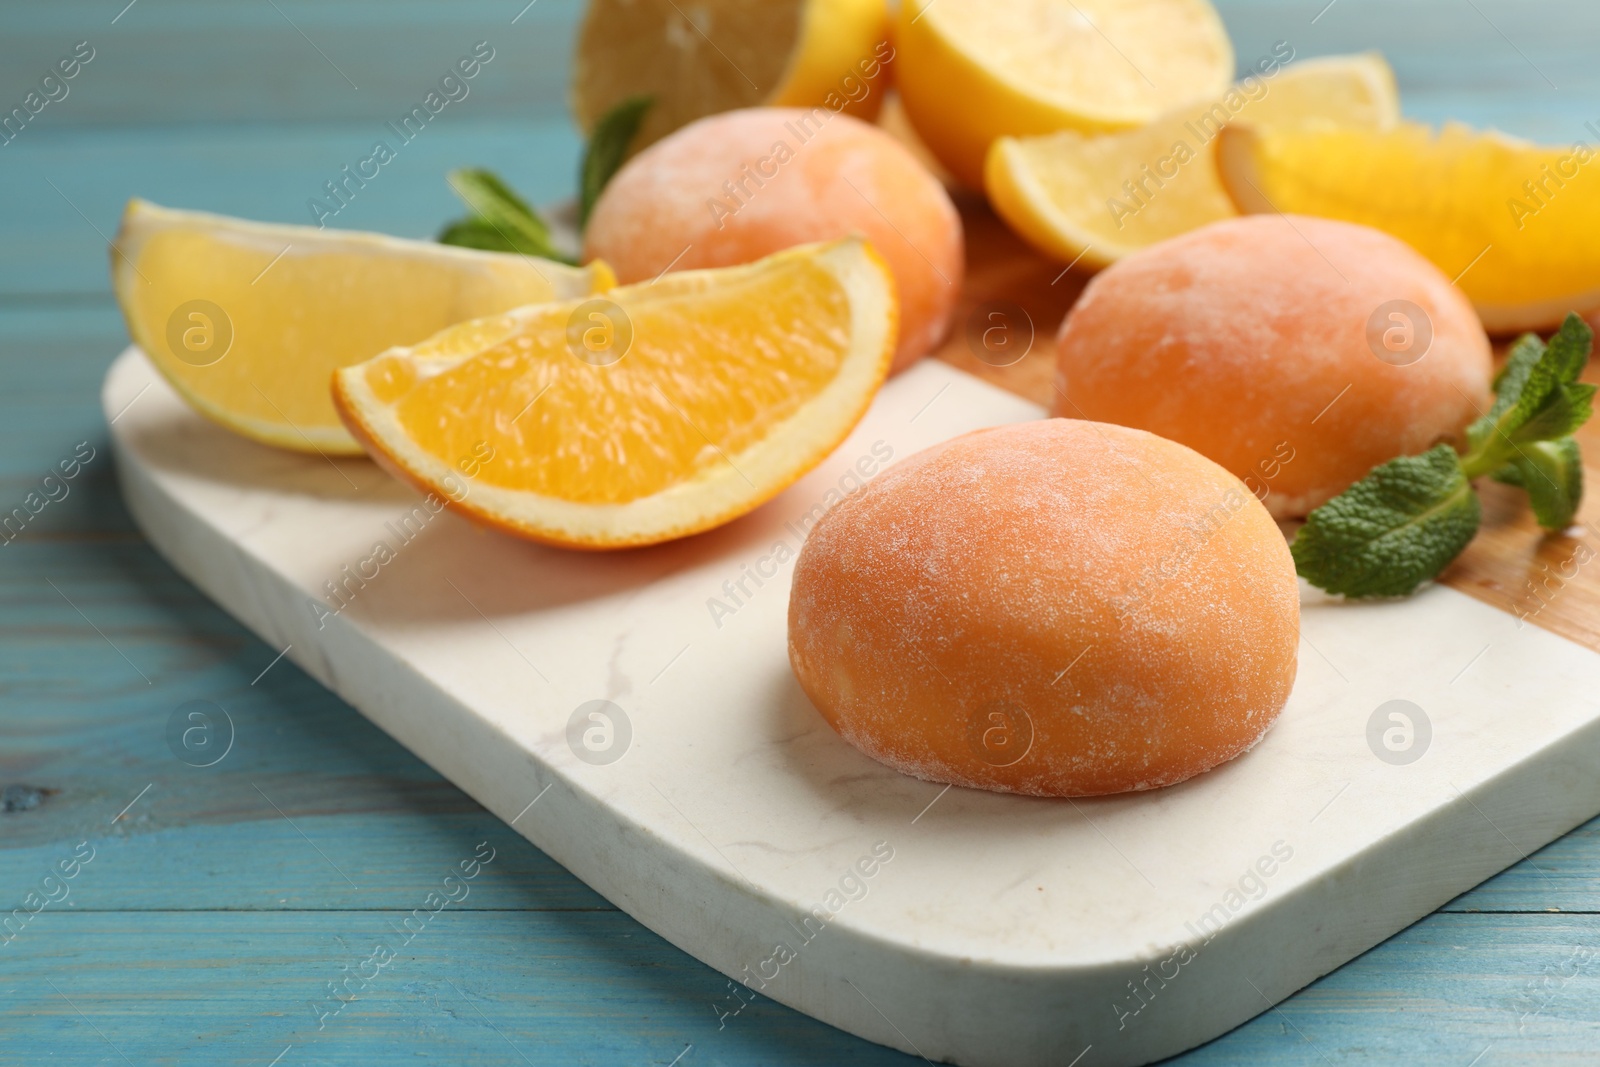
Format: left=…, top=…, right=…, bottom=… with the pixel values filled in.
left=0, top=121, right=584, bottom=297
left=5, top=0, right=1600, bottom=1063
left=1444, top=460, right=1600, bottom=653
left=5, top=912, right=1600, bottom=1066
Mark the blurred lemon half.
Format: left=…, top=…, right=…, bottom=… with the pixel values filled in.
left=896, top=0, right=1235, bottom=188
left=571, top=0, right=894, bottom=153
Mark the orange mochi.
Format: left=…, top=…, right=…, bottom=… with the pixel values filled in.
left=788, top=419, right=1300, bottom=798
left=584, top=107, right=963, bottom=373
left=1053, top=214, right=1493, bottom=518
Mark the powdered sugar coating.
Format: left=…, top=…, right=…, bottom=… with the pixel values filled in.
left=1053, top=214, right=1492, bottom=519
left=584, top=107, right=963, bottom=373
left=787, top=418, right=1300, bottom=798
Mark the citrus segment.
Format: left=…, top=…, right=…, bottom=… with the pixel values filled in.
left=112, top=200, right=610, bottom=454
left=896, top=0, right=1235, bottom=188
left=333, top=239, right=897, bottom=548
left=1216, top=120, right=1600, bottom=332
left=985, top=53, right=1399, bottom=266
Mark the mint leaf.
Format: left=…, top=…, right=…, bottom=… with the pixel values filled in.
left=579, top=94, right=652, bottom=231
left=1540, top=311, right=1594, bottom=384
left=449, top=168, right=552, bottom=243
left=437, top=168, right=575, bottom=264
left=1494, top=437, right=1584, bottom=530
left=1299, top=312, right=1594, bottom=597
left=1490, top=331, right=1544, bottom=396
left=1466, top=313, right=1594, bottom=469
left=1292, top=444, right=1481, bottom=598
left=1512, top=379, right=1595, bottom=445
left=1492, top=463, right=1525, bottom=488
left=436, top=217, right=520, bottom=252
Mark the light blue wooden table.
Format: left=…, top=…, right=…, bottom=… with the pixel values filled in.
left=4, top=1, right=1599, bottom=1063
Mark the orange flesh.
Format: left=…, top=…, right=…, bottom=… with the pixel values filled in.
left=373, top=261, right=852, bottom=504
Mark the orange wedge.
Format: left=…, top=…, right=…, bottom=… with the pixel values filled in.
left=1216, top=121, right=1600, bottom=332
left=332, top=239, right=897, bottom=549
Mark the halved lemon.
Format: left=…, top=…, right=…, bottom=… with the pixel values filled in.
left=896, top=0, right=1235, bottom=188
left=112, top=200, right=611, bottom=454
left=1217, top=120, right=1600, bottom=332
left=333, top=239, right=897, bottom=549
left=571, top=0, right=893, bottom=152
left=985, top=53, right=1399, bottom=267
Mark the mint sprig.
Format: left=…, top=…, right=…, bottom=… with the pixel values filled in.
left=435, top=97, right=653, bottom=263
left=579, top=94, right=652, bottom=230
left=1493, top=436, right=1584, bottom=530
left=1292, top=444, right=1481, bottom=598
left=437, top=167, right=575, bottom=264
left=1294, top=313, right=1594, bottom=598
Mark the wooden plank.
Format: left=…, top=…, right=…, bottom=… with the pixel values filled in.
left=2, top=0, right=1599, bottom=1061
left=0, top=816, right=613, bottom=913
left=0, top=302, right=126, bottom=398
left=1448, top=817, right=1600, bottom=914
left=0, top=0, right=584, bottom=126
left=3, top=911, right=1600, bottom=1065
left=0, top=911, right=916, bottom=1067
left=2, top=0, right=1595, bottom=138
left=0, top=547, right=608, bottom=910
left=0, top=120, right=584, bottom=297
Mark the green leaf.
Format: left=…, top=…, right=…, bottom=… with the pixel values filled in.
left=436, top=217, right=521, bottom=252
left=1466, top=313, right=1594, bottom=468
left=1292, top=444, right=1481, bottom=598
left=1541, top=311, right=1594, bottom=383
left=1496, top=437, right=1584, bottom=530
left=1511, top=380, right=1595, bottom=445
left=579, top=94, right=653, bottom=231
left=449, top=168, right=551, bottom=241
left=437, top=168, right=576, bottom=264
left=1487, top=332, right=1545, bottom=411
left=1491, top=462, right=1524, bottom=488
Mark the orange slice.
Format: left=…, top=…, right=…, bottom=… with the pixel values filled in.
left=1216, top=120, right=1600, bottom=332
left=332, top=239, right=898, bottom=549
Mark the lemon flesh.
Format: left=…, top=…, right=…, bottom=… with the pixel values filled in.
left=571, top=0, right=893, bottom=153
left=113, top=200, right=608, bottom=454
left=985, top=53, right=1399, bottom=267
left=897, top=0, right=1235, bottom=188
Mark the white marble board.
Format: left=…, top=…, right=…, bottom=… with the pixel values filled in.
left=104, top=347, right=1600, bottom=1067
